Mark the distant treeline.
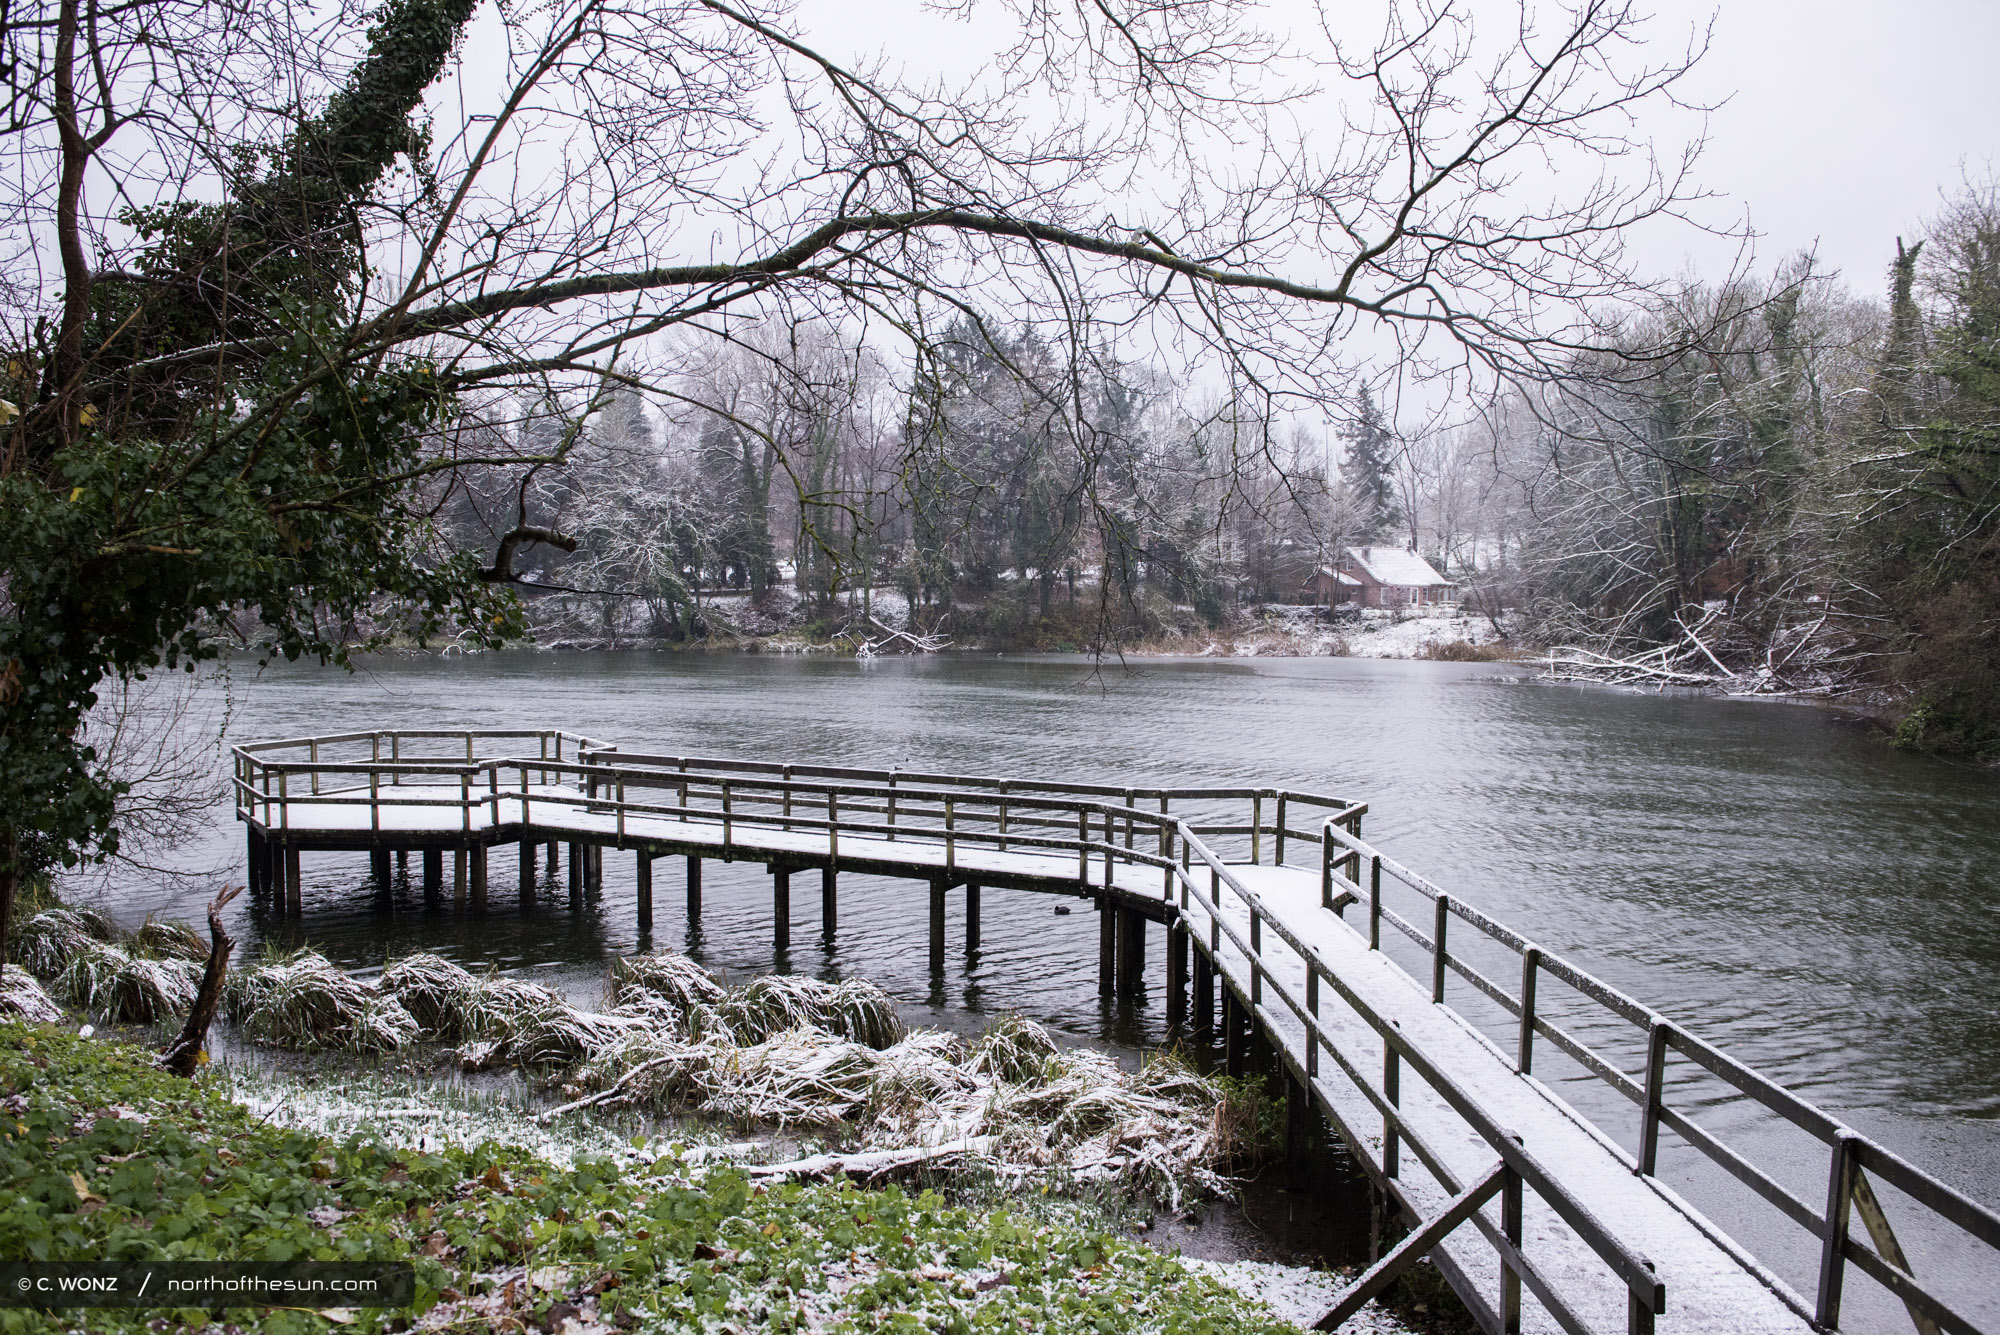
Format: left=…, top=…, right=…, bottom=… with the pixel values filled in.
left=437, top=185, right=1999, bottom=757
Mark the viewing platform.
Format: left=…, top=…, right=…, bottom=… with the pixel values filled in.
left=233, top=729, right=1998, bottom=1335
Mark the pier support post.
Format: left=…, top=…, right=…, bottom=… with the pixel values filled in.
left=397, top=849, right=408, bottom=875
left=546, top=841, right=559, bottom=872
left=773, top=865, right=791, bottom=952
left=247, top=830, right=265, bottom=896
left=1166, top=923, right=1188, bottom=1027
left=965, top=883, right=981, bottom=954
left=1117, top=908, right=1145, bottom=999
left=1192, top=950, right=1214, bottom=1037
left=821, top=868, right=837, bottom=942
left=1098, top=897, right=1116, bottom=997
left=930, top=879, right=947, bottom=972
left=519, top=841, right=537, bottom=907
left=422, top=848, right=443, bottom=896
left=568, top=843, right=583, bottom=905
left=1224, top=989, right=1246, bottom=1079
left=284, top=847, right=302, bottom=915
left=686, top=857, right=702, bottom=919
left=371, top=849, right=392, bottom=887
left=587, top=845, right=601, bottom=892
left=1285, top=1070, right=1313, bottom=1178
left=471, top=845, right=488, bottom=912
left=636, top=852, right=653, bottom=933
left=453, top=850, right=466, bottom=906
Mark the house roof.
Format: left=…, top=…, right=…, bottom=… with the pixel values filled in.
left=1307, top=569, right=1363, bottom=585
left=1344, top=546, right=1453, bottom=586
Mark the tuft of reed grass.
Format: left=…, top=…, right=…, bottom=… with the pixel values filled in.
left=13, top=910, right=99, bottom=980
left=57, top=942, right=201, bottom=1024
left=0, top=965, right=62, bottom=1024
left=231, top=950, right=416, bottom=1053
left=607, top=952, right=725, bottom=1037
left=131, top=918, right=207, bottom=962
left=967, top=1012, right=1062, bottom=1084
left=717, top=975, right=906, bottom=1049
left=698, top=1028, right=884, bottom=1127
left=377, top=953, right=476, bottom=1038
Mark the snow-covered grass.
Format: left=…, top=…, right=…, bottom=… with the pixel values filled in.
left=1133, top=604, right=1517, bottom=661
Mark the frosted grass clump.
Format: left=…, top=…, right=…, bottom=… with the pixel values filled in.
left=377, top=953, right=476, bottom=1037
left=229, top=950, right=416, bottom=1053
left=13, top=910, right=100, bottom=979
left=58, top=943, right=201, bottom=1025
left=131, top=918, right=207, bottom=962
left=717, top=974, right=905, bottom=1049
left=609, top=950, right=724, bottom=1028
left=699, top=1028, right=884, bottom=1126
left=967, top=1013, right=1063, bottom=1084
left=0, top=965, right=62, bottom=1024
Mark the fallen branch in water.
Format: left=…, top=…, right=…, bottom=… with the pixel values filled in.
left=158, top=884, right=244, bottom=1077
left=745, top=1137, right=998, bottom=1183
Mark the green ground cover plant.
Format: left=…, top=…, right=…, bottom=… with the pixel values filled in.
left=0, top=1023, right=1299, bottom=1334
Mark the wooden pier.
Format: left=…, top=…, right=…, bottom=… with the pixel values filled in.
left=233, top=729, right=1999, bottom=1335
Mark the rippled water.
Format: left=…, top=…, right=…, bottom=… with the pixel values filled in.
left=96, top=651, right=2000, bottom=1317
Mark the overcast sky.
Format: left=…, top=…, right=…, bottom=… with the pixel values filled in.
left=1651, top=0, right=2000, bottom=290
left=798, top=0, right=2000, bottom=304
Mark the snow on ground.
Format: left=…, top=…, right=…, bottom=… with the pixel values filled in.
left=1183, top=1258, right=1410, bottom=1333
left=1161, top=605, right=1514, bottom=660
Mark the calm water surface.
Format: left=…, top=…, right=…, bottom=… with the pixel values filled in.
left=99, top=652, right=2000, bottom=1313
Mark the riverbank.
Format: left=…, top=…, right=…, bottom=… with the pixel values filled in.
left=0, top=1022, right=1425, bottom=1333
left=530, top=592, right=1520, bottom=663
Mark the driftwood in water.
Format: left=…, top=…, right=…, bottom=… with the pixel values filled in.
left=744, top=1138, right=997, bottom=1184
left=158, top=884, right=243, bottom=1077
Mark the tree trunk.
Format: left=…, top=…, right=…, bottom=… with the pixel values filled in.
left=158, top=885, right=243, bottom=1077
left=0, top=830, right=18, bottom=986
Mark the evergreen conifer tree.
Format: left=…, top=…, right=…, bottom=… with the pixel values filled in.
left=1340, top=388, right=1405, bottom=544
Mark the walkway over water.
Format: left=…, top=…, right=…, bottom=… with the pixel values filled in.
left=233, top=729, right=1999, bottom=1335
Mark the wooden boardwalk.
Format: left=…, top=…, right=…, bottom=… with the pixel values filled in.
left=235, top=730, right=1999, bottom=1335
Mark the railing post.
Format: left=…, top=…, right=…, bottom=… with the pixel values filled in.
left=461, top=770, right=471, bottom=833
left=828, top=790, right=839, bottom=866
left=616, top=777, right=626, bottom=843
left=309, top=740, right=320, bottom=795
left=1321, top=825, right=1333, bottom=908
left=1368, top=855, right=1382, bottom=949
left=1103, top=808, right=1114, bottom=887
left=1516, top=947, right=1541, bottom=1074
left=1431, top=893, right=1450, bottom=1003
left=887, top=772, right=898, bottom=841
left=721, top=779, right=733, bottom=854
left=1077, top=808, right=1088, bottom=884
left=1816, top=1131, right=1860, bottom=1329
left=1275, top=794, right=1287, bottom=865
left=782, top=765, right=793, bottom=831
left=946, top=797, right=957, bottom=874
left=369, top=769, right=380, bottom=833
left=1638, top=1020, right=1669, bottom=1175
left=1251, top=793, right=1262, bottom=864
left=998, top=782, right=1010, bottom=851
left=1250, top=910, right=1263, bottom=1006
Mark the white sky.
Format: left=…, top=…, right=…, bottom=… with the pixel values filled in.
left=794, top=0, right=2000, bottom=303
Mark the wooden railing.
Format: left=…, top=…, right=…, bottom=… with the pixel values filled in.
left=1317, top=815, right=1998, bottom=1335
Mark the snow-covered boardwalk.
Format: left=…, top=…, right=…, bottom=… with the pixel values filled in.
left=234, top=730, right=1995, bottom=1335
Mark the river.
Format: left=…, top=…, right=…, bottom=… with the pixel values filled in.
left=86, top=651, right=2000, bottom=1323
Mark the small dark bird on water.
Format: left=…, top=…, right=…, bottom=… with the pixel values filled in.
left=1054, top=906, right=1071, bottom=915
